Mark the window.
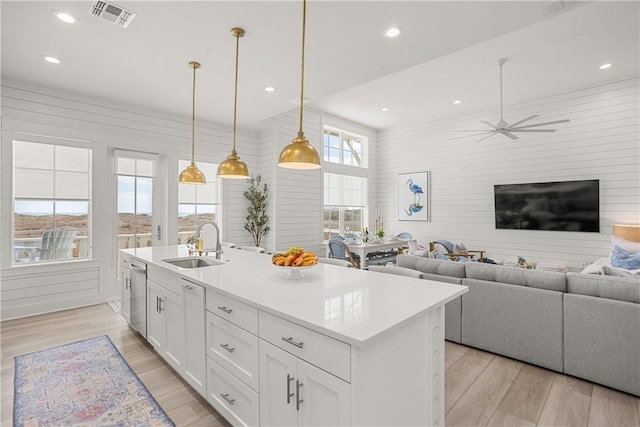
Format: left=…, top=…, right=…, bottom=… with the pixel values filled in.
left=116, top=154, right=156, bottom=250
left=322, top=125, right=369, bottom=241
left=323, top=128, right=364, bottom=167
left=13, top=141, right=91, bottom=264
left=177, top=160, right=220, bottom=244
left=323, top=173, right=367, bottom=240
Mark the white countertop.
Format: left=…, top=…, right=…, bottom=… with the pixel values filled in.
left=123, top=245, right=468, bottom=347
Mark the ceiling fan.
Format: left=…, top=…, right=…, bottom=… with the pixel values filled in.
left=451, top=58, right=570, bottom=142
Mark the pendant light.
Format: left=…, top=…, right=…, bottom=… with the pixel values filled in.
left=179, top=61, right=206, bottom=184
left=217, top=27, right=250, bottom=179
left=278, top=0, right=321, bottom=169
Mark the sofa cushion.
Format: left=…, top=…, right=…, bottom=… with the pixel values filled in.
left=566, top=272, right=640, bottom=304
left=465, top=262, right=566, bottom=292
left=564, top=293, right=640, bottom=396
left=367, top=265, right=423, bottom=279
left=422, top=273, right=463, bottom=285
left=397, top=254, right=465, bottom=278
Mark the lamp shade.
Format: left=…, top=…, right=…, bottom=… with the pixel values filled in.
left=217, top=152, right=249, bottom=179
left=278, top=134, right=321, bottom=169
left=179, top=162, right=206, bottom=184
left=613, top=224, right=640, bottom=242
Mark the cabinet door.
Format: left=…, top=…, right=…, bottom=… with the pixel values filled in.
left=298, top=359, right=350, bottom=427
left=162, top=287, right=184, bottom=374
left=182, top=279, right=205, bottom=396
left=146, top=280, right=165, bottom=351
left=121, top=267, right=131, bottom=324
left=259, top=340, right=298, bottom=427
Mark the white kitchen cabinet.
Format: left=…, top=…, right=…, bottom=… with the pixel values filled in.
left=146, top=279, right=184, bottom=374
left=182, top=278, right=206, bottom=396
left=259, top=340, right=350, bottom=427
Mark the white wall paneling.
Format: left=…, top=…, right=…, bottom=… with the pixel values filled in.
left=375, top=77, right=640, bottom=269
left=0, top=81, right=259, bottom=320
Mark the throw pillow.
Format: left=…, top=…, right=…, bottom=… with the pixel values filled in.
left=602, top=265, right=640, bottom=279
left=452, top=243, right=468, bottom=254
left=610, top=245, right=640, bottom=270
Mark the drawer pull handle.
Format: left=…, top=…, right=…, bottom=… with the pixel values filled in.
left=286, top=374, right=295, bottom=404
left=220, top=393, right=235, bottom=405
left=220, top=343, right=235, bottom=353
left=282, top=337, right=304, bottom=349
left=217, top=306, right=233, bottom=314
left=296, top=380, right=304, bottom=411
left=183, top=284, right=194, bottom=291
left=125, top=277, right=131, bottom=290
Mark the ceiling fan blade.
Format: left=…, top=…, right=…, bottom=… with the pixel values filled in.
left=476, top=132, right=499, bottom=143
left=509, top=128, right=557, bottom=133
left=450, top=129, right=496, bottom=132
left=500, top=130, right=519, bottom=140
left=509, top=119, right=570, bottom=129
left=507, top=114, right=539, bottom=128
left=449, top=131, right=493, bottom=140
left=480, top=120, right=498, bottom=129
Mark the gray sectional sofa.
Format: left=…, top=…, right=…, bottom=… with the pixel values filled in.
left=395, top=254, right=640, bottom=397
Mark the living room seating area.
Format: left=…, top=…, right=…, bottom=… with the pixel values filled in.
left=393, top=254, right=640, bottom=397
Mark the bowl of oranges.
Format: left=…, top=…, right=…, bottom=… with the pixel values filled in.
left=272, top=247, right=318, bottom=279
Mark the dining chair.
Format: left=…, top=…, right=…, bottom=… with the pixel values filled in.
left=327, top=240, right=360, bottom=269
left=396, top=232, right=412, bottom=240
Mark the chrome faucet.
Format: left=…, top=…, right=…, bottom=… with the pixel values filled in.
left=193, top=221, right=223, bottom=259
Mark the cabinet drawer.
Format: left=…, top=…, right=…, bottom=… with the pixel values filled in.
left=147, top=264, right=182, bottom=295
left=259, top=311, right=351, bottom=382
left=206, top=289, right=258, bottom=335
left=207, top=357, right=259, bottom=427
left=206, top=312, right=259, bottom=392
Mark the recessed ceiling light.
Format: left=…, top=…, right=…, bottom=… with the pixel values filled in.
left=43, top=55, right=61, bottom=64
left=53, top=11, right=77, bottom=24
left=383, top=27, right=402, bottom=38
left=381, top=107, right=390, bottom=112
left=453, top=100, right=462, bottom=105
left=264, top=86, right=276, bottom=93
left=599, top=63, right=612, bottom=70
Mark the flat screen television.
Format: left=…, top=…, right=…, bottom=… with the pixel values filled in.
left=494, top=180, right=599, bottom=232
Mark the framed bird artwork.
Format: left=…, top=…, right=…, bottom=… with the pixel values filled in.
left=398, top=171, right=429, bottom=221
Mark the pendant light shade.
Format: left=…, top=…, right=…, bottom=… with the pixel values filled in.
left=217, top=27, right=250, bottom=179
left=179, top=61, right=206, bottom=184
left=278, top=0, right=321, bottom=170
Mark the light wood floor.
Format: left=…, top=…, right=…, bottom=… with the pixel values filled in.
left=2, top=304, right=639, bottom=427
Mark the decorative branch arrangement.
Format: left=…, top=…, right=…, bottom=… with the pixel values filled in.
left=243, top=175, right=270, bottom=247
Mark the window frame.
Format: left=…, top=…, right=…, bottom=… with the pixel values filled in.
left=12, top=139, right=93, bottom=265
left=322, top=124, right=369, bottom=243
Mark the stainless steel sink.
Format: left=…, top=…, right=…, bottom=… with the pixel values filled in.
left=162, top=256, right=225, bottom=268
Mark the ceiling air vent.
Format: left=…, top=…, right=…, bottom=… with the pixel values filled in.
left=88, top=1, right=136, bottom=28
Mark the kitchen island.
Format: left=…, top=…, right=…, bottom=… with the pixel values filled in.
left=121, top=245, right=467, bottom=426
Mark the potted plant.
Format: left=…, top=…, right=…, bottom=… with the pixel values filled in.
left=244, top=175, right=270, bottom=247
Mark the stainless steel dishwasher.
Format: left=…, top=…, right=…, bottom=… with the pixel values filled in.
left=127, top=258, right=148, bottom=338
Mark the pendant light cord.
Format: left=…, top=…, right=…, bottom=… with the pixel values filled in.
left=298, top=0, right=306, bottom=136
left=191, top=63, right=197, bottom=164
left=232, top=31, right=240, bottom=154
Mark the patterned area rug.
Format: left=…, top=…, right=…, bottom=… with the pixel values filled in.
left=14, top=335, right=174, bottom=427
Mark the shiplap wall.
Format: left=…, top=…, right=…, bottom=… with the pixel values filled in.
left=375, top=77, right=640, bottom=269
left=0, top=80, right=259, bottom=319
